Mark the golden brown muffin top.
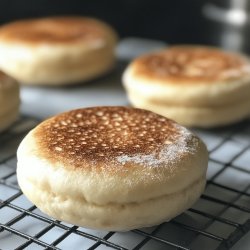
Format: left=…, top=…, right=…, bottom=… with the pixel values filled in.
left=0, top=16, right=116, bottom=45
left=33, top=107, right=198, bottom=169
left=132, top=46, right=250, bottom=83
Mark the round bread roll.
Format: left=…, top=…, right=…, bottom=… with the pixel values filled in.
left=17, top=107, right=208, bottom=231
left=0, top=16, right=118, bottom=85
left=123, top=46, right=250, bottom=127
left=0, top=71, right=19, bottom=132
left=130, top=92, right=250, bottom=127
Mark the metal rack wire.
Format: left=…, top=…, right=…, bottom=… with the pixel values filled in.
left=0, top=115, right=249, bottom=250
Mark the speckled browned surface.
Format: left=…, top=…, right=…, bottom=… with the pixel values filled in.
left=33, top=107, right=197, bottom=169
left=0, top=17, right=110, bottom=44
left=133, top=46, right=250, bottom=83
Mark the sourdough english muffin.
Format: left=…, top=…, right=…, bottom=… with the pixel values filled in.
left=0, top=16, right=117, bottom=85
left=123, top=46, right=250, bottom=127
left=0, top=71, right=19, bottom=132
left=17, top=107, right=208, bottom=231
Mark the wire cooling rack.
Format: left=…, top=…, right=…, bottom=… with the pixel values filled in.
left=0, top=115, right=249, bottom=250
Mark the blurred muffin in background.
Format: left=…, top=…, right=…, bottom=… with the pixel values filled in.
left=0, top=16, right=118, bottom=85
left=0, top=70, right=19, bottom=131
left=123, top=45, right=250, bottom=128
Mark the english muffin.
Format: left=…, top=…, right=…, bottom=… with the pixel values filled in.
left=0, top=71, right=19, bottom=132
left=0, top=16, right=118, bottom=85
left=123, top=46, right=250, bottom=127
left=17, top=106, right=208, bottom=231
